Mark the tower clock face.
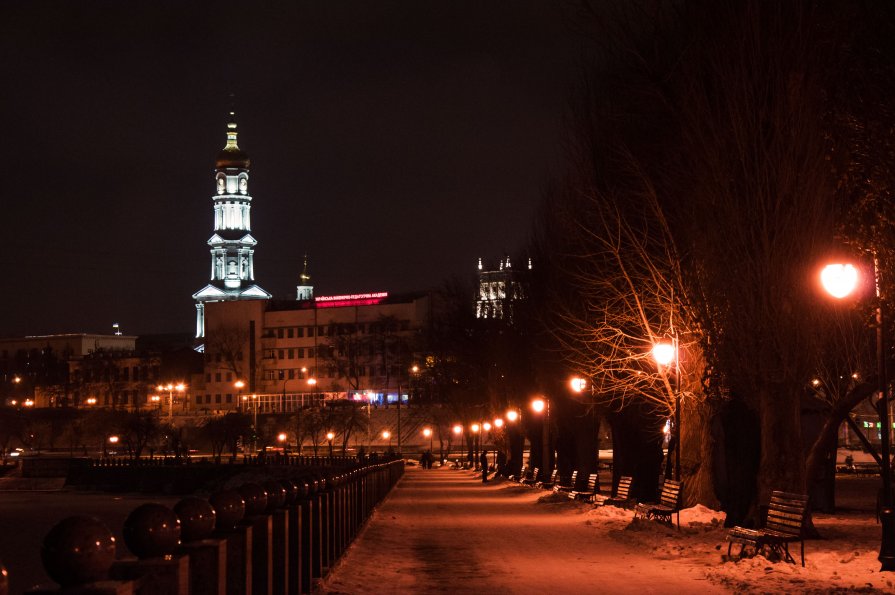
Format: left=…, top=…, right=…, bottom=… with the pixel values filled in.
left=217, top=178, right=225, bottom=194
left=239, top=178, right=247, bottom=193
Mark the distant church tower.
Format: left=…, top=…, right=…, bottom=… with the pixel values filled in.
left=192, top=112, right=271, bottom=338
left=296, top=255, right=314, bottom=301
left=475, top=255, right=531, bottom=322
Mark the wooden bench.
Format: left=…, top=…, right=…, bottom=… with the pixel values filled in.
left=536, top=468, right=559, bottom=489
left=727, top=490, right=808, bottom=566
left=553, top=470, right=578, bottom=494
left=510, top=465, right=530, bottom=483
left=569, top=473, right=600, bottom=502
left=633, top=479, right=682, bottom=528
left=521, top=467, right=540, bottom=486
left=595, top=476, right=634, bottom=508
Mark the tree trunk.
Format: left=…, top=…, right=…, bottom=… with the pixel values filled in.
left=682, top=397, right=720, bottom=508
left=757, top=383, right=806, bottom=501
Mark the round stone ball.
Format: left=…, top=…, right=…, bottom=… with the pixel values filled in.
left=279, top=479, right=298, bottom=506
left=0, top=560, right=9, bottom=594
left=238, top=483, right=268, bottom=517
left=262, top=480, right=287, bottom=511
left=41, top=516, right=116, bottom=587
left=123, top=503, right=181, bottom=559
left=209, top=490, right=245, bottom=530
left=174, top=497, right=216, bottom=542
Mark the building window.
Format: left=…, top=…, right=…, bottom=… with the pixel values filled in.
left=215, top=394, right=222, bottom=404
left=308, top=347, right=315, bottom=358
left=206, top=373, right=212, bottom=382
left=265, top=370, right=275, bottom=380
left=288, top=348, right=294, bottom=359
left=278, top=349, right=285, bottom=360
left=307, top=326, right=314, bottom=337
left=297, top=327, right=304, bottom=338
left=215, top=373, right=222, bottom=382
left=287, top=328, right=294, bottom=338
left=288, top=368, right=295, bottom=379
left=226, top=372, right=232, bottom=382
left=226, top=393, right=233, bottom=403
left=298, top=348, right=305, bottom=358
left=277, top=328, right=285, bottom=338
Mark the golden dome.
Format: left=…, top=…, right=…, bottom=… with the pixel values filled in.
left=215, top=112, right=250, bottom=170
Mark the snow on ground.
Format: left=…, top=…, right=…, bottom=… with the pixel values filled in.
left=323, top=466, right=895, bottom=594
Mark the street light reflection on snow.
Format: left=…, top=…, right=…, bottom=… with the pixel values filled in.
left=821, top=263, right=859, bottom=299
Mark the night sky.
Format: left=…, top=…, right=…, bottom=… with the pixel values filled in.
left=0, top=2, right=580, bottom=337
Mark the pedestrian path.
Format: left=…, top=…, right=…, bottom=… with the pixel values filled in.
left=322, top=465, right=726, bottom=594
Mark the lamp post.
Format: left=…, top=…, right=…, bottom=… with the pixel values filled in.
left=821, top=260, right=895, bottom=570
left=326, top=431, right=335, bottom=457
left=652, top=340, right=681, bottom=481
left=234, top=380, right=245, bottom=411
left=423, top=427, right=433, bottom=452
left=531, top=397, right=549, bottom=481
left=251, top=394, right=258, bottom=452
left=156, top=383, right=185, bottom=423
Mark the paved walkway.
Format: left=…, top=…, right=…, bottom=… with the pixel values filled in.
left=322, top=466, right=727, bottom=594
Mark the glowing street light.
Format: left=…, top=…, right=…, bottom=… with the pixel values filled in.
left=470, top=423, right=480, bottom=433
left=531, top=396, right=550, bottom=482
left=822, top=258, right=895, bottom=570
left=23, top=399, right=34, bottom=408
left=821, top=263, right=859, bottom=299
left=506, top=410, right=519, bottom=422
left=86, top=397, right=97, bottom=406
left=482, top=422, right=491, bottom=432
left=108, top=435, right=119, bottom=444
left=156, top=383, right=186, bottom=422
left=569, top=377, right=587, bottom=393
left=277, top=432, right=287, bottom=443
left=422, top=427, right=433, bottom=451
left=652, top=343, right=675, bottom=366
left=326, top=431, right=335, bottom=457
left=452, top=424, right=462, bottom=435
left=494, top=418, right=504, bottom=428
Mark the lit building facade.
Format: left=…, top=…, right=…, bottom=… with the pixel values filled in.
left=197, top=292, right=430, bottom=414
left=475, top=255, right=530, bottom=321
left=193, top=113, right=271, bottom=339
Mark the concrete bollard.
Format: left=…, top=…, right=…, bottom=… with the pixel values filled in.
left=110, top=503, right=188, bottom=594
left=210, top=489, right=251, bottom=595
left=238, top=483, right=272, bottom=595
left=174, top=497, right=226, bottom=595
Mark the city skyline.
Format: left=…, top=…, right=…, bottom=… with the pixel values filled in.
left=0, top=2, right=580, bottom=337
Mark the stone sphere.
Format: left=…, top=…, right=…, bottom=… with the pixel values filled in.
left=123, top=503, right=181, bottom=559
left=41, top=516, right=116, bottom=587
left=238, top=483, right=268, bottom=517
left=262, top=480, right=287, bottom=511
left=279, top=479, right=298, bottom=505
left=0, top=560, right=9, bottom=594
left=174, top=497, right=216, bottom=542
left=209, top=490, right=245, bottom=530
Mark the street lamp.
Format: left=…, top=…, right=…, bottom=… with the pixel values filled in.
left=156, top=383, right=186, bottom=423
left=494, top=418, right=504, bottom=428
left=821, top=260, right=895, bottom=570
left=423, top=427, right=433, bottom=451
left=326, top=431, right=335, bottom=457
left=652, top=339, right=681, bottom=481
left=234, top=380, right=245, bottom=411
left=531, top=397, right=549, bottom=481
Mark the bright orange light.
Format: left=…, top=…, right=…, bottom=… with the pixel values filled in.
left=652, top=343, right=675, bottom=366
left=150, top=395, right=160, bottom=402
left=277, top=432, right=287, bottom=442
left=234, top=380, right=245, bottom=389
left=494, top=418, right=504, bottom=428
left=86, top=397, right=97, bottom=405
left=108, top=435, right=119, bottom=444
left=570, top=377, right=587, bottom=393
left=12, top=376, right=21, bottom=384
left=452, top=424, right=462, bottom=435
left=531, top=398, right=545, bottom=414
left=175, top=383, right=186, bottom=392
left=411, top=365, right=420, bottom=373
left=821, top=263, right=859, bottom=299
left=422, top=427, right=432, bottom=437
left=307, top=378, right=317, bottom=386
left=23, top=399, right=34, bottom=407
left=382, top=430, right=391, bottom=440
left=482, top=422, right=492, bottom=431
left=471, top=423, right=480, bottom=433
left=242, top=395, right=248, bottom=401
left=326, top=431, right=335, bottom=441
left=506, top=410, right=518, bottom=422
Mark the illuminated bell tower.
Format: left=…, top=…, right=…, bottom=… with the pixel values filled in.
left=193, top=112, right=271, bottom=338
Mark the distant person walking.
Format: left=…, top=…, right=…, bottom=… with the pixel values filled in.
left=480, top=449, right=489, bottom=483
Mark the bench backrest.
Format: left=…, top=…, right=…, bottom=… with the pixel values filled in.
left=585, top=473, right=599, bottom=492
left=659, top=479, right=681, bottom=508
left=616, top=476, right=632, bottom=499
left=531, top=467, right=540, bottom=481
left=567, top=470, right=579, bottom=488
left=549, top=469, right=559, bottom=483
left=766, top=490, right=808, bottom=536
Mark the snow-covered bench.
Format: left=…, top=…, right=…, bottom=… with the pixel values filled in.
left=727, top=490, right=808, bottom=566
left=594, top=475, right=633, bottom=508
left=569, top=472, right=600, bottom=502
left=633, top=479, right=682, bottom=529
left=553, top=470, right=578, bottom=494
left=521, top=467, right=540, bottom=486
